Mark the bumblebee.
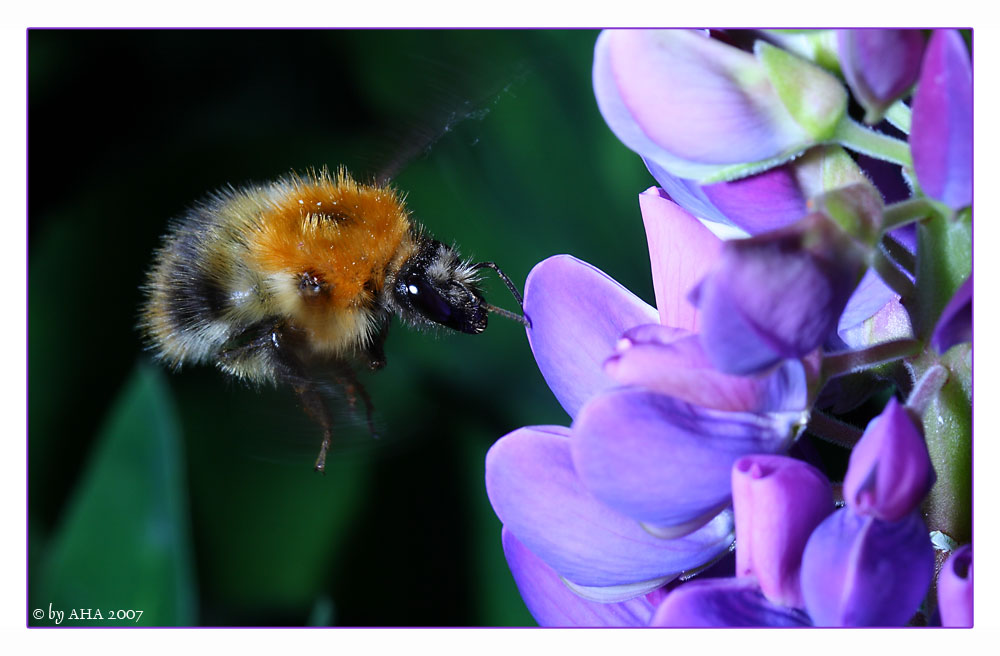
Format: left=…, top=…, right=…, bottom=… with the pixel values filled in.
left=140, top=166, right=527, bottom=472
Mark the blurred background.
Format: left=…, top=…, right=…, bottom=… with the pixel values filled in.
left=27, top=29, right=657, bottom=626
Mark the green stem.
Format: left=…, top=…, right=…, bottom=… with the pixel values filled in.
left=823, top=338, right=922, bottom=378
left=806, top=411, right=863, bottom=449
left=871, top=246, right=916, bottom=300
left=884, top=99, right=912, bottom=134
left=881, top=197, right=937, bottom=233
left=833, top=118, right=913, bottom=168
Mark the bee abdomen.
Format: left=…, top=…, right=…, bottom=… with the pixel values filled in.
left=141, top=216, right=244, bottom=367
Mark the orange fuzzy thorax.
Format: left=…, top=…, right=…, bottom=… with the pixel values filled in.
left=247, top=169, right=417, bottom=354
left=252, top=170, right=413, bottom=306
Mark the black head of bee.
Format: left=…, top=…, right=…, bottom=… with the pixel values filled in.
left=393, top=239, right=488, bottom=334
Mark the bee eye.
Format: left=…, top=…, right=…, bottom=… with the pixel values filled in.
left=401, top=275, right=453, bottom=325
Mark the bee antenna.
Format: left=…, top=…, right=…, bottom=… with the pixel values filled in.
left=473, top=261, right=531, bottom=328
left=484, top=303, right=531, bottom=329
left=473, top=261, right=523, bottom=305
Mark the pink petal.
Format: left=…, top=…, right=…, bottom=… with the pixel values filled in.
left=639, top=187, right=721, bottom=331
left=731, top=455, right=834, bottom=608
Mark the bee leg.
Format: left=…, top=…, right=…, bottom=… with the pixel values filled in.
left=292, top=383, right=335, bottom=474
left=332, top=362, right=378, bottom=439
left=218, top=321, right=335, bottom=473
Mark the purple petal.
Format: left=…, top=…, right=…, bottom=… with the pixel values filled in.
left=604, top=325, right=808, bottom=413
left=638, top=188, right=721, bottom=331
left=649, top=577, right=812, bottom=627
left=843, top=398, right=935, bottom=521
left=571, top=388, right=803, bottom=529
left=731, top=455, right=834, bottom=608
left=696, top=214, right=864, bottom=374
left=645, top=158, right=807, bottom=236
left=800, top=507, right=935, bottom=626
left=932, top=274, right=972, bottom=353
left=500, top=528, right=653, bottom=627
left=524, top=255, right=658, bottom=419
left=911, top=30, right=972, bottom=210
left=485, top=426, right=735, bottom=588
left=701, top=165, right=809, bottom=234
left=837, top=30, right=926, bottom=121
left=594, top=32, right=737, bottom=183
left=646, top=145, right=868, bottom=239
left=594, top=30, right=810, bottom=174
left=937, top=544, right=973, bottom=627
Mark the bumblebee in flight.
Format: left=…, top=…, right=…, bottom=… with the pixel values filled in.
left=140, top=167, right=527, bottom=472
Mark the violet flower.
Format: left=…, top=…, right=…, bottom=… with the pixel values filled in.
left=488, top=29, right=971, bottom=627
left=485, top=192, right=809, bottom=626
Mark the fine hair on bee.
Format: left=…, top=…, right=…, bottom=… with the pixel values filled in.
left=139, top=166, right=529, bottom=473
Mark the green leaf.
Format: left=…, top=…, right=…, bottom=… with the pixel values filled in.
left=33, top=363, right=197, bottom=626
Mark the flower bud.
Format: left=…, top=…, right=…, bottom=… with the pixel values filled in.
left=731, top=455, right=834, bottom=608
left=693, top=212, right=865, bottom=375
left=911, top=30, right=972, bottom=210
left=800, top=508, right=934, bottom=626
left=843, top=398, right=935, bottom=521
left=837, top=30, right=925, bottom=124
